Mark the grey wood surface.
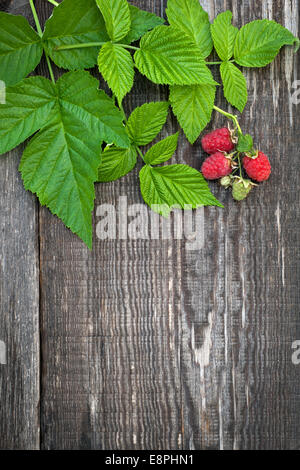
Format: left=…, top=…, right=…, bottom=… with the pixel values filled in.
left=0, top=144, right=40, bottom=449
left=0, top=0, right=299, bottom=450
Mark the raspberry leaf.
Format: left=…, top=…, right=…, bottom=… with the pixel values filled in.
left=47, top=71, right=129, bottom=149
left=169, top=84, right=216, bottom=144
left=234, top=19, right=298, bottom=67
left=0, top=77, right=57, bottom=155
left=134, top=26, right=217, bottom=86
left=237, top=134, right=253, bottom=153
left=43, top=0, right=109, bottom=71
left=20, top=119, right=100, bottom=250
left=166, top=0, right=213, bottom=58
left=19, top=71, right=129, bottom=249
left=98, top=145, right=137, bottom=182
left=192, top=24, right=213, bottom=59
left=139, top=164, right=223, bottom=216
left=126, top=102, right=169, bottom=146
left=211, top=11, right=238, bottom=61
left=144, top=133, right=179, bottom=165
left=220, top=62, right=248, bottom=112
left=0, top=12, right=43, bottom=86
left=98, top=43, right=134, bottom=104
left=166, top=0, right=210, bottom=27
left=96, top=0, right=131, bottom=42
left=122, top=5, right=164, bottom=44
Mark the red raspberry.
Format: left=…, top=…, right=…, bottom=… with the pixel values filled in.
left=201, top=152, right=232, bottom=180
left=201, top=128, right=235, bottom=154
left=243, top=151, right=271, bottom=182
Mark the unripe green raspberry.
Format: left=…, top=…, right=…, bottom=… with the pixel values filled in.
left=232, top=179, right=253, bottom=201
left=220, top=175, right=232, bottom=188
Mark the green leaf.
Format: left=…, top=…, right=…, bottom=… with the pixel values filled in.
left=96, top=0, right=131, bottom=42
left=139, top=164, right=223, bottom=216
left=166, top=0, right=213, bottom=58
left=237, top=134, right=253, bottom=153
left=234, top=19, right=298, bottom=67
left=126, top=102, right=169, bottom=146
left=19, top=71, right=129, bottom=249
left=211, top=11, right=238, bottom=61
left=43, top=0, right=109, bottom=70
left=0, top=77, right=57, bottom=155
left=59, top=73, right=129, bottom=148
left=169, top=84, right=216, bottom=144
left=220, top=61, right=247, bottom=112
left=98, top=145, right=137, bottom=182
left=0, top=70, right=128, bottom=153
left=98, top=42, right=134, bottom=104
left=144, top=133, right=179, bottom=165
left=166, top=0, right=209, bottom=29
left=194, top=24, right=214, bottom=59
left=122, top=5, right=164, bottom=44
left=20, top=121, right=100, bottom=250
left=134, top=25, right=217, bottom=85
left=0, top=12, right=43, bottom=86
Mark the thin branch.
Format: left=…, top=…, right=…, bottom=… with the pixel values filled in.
left=45, top=54, right=56, bottom=84
left=29, top=0, right=43, bottom=36
left=29, top=0, right=56, bottom=84
left=56, top=42, right=139, bottom=52
left=117, top=44, right=139, bottom=51
left=206, top=60, right=235, bottom=65
left=213, top=105, right=242, bottom=134
left=135, top=145, right=146, bottom=163
left=56, top=42, right=106, bottom=51
left=45, top=0, right=59, bottom=6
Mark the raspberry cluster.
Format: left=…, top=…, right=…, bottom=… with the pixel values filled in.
left=200, top=127, right=271, bottom=201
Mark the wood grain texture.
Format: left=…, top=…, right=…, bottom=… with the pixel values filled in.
left=38, top=0, right=300, bottom=450
left=0, top=0, right=299, bottom=450
left=180, top=0, right=300, bottom=450
left=0, top=150, right=40, bottom=450
left=0, top=0, right=40, bottom=450
left=38, top=0, right=183, bottom=450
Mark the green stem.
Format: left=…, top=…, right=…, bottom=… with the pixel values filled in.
left=118, top=100, right=128, bottom=124
left=213, top=105, right=242, bottom=134
left=29, top=0, right=43, bottom=36
left=238, top=152, right=243, bottom=178
left=105, top=99, right=145, bottom=164
left=56, top=42, right=106, bottom=51
left=206, top=60, right=235, bottom=65
left=45, top=54, right=56, bottom=83
left=116, top=100, right=145, bottom=162
left=29, top=0, right=56, bottom=84
left=45, top=0, right=59, bottom=6
left=135, top=145, right=145, bottom=162
left=56, top=42, right=139, bottom=52
left=118, top=44, right=139, bottom=51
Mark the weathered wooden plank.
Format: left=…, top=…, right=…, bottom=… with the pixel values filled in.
left=0, top=1, right=40, bottom=451
left=0, top=98, right=40, bottom=457
left=180, top=0, right=300, bottom=450
left=35, top=0, right=300, bottom=450
left=0, top=150, right=40, bottom=450
left=0, top=0, right=40, bottom=451
left=38, top=0, right=182, bottom=450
